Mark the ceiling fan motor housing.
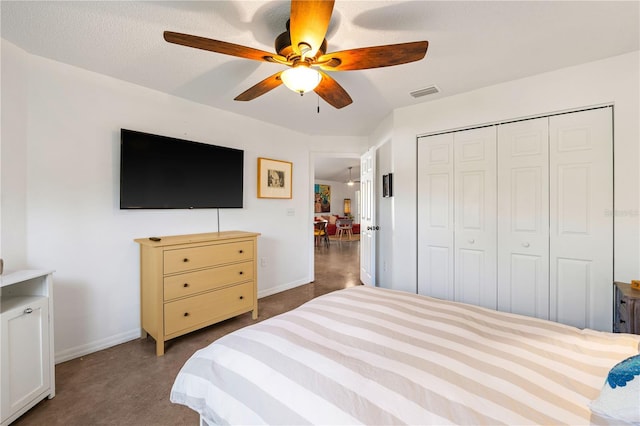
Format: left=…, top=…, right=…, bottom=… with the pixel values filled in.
left=276, top=29, right=327, bottom=61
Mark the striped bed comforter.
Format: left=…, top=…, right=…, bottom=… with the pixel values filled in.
left=170, top=286, right=640, bottom=425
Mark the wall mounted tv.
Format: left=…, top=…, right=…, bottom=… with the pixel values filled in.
left=120, top=129, right=244, bottom=209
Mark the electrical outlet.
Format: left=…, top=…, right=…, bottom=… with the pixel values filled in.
left=286, top=208, right=295, bottom=216
left=261, top=257, right=267, bottom=267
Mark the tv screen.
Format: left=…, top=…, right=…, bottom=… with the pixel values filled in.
left=120, top=129, right=244, bottom=209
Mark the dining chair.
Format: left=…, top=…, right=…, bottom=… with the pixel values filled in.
left=314, top=220, right=329, bottom=248
left=335, top=218, right=353, bottom=240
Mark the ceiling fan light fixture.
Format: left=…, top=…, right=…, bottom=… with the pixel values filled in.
left=281, top=63, right=321, bottom=95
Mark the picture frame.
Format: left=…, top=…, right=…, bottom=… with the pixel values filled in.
left=383, top=173, right=393, bottom=197
left=314, top=184, right=331, bottom=212
left=257, top=157, right=292, bottom=199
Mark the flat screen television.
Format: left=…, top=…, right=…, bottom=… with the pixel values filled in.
left=120, top=129, right=244, bottom=209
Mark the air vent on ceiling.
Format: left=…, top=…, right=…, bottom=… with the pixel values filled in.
left=410, top=85, right=440, bottom=98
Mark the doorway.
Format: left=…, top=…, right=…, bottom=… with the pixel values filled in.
left=310, top=153, right=361, bottom=284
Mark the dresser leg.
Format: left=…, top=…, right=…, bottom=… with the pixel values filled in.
left=252, top=308, right=258, bottom=320
left=156, top=339, right=165, bottom=356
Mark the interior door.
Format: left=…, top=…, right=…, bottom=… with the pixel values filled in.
left=360, top=147, right=376, bottom=286
left=417, top=133, right=455, bottom=299
left=497, top=117, right=550, bottom=319
left=454, top=126, right=497, bottom=309
left=549, top=107, right=613, bottom=331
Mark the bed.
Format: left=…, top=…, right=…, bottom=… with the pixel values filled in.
left=170, top=286, right=640, bottom=425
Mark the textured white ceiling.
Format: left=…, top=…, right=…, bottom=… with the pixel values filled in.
left=2, top=0, right=638, bottom=143
left=314, top=157, right=360, bottom=184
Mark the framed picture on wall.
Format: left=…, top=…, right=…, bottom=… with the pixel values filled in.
left=314, top=184, right=331, bottom=212
left=383, top=173, right=393, bottom=197
left=257, top=157, right=292, bottom=199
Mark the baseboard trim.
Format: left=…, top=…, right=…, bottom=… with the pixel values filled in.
left=55, top=328, right=140, bottom=364
left=257, top=278, right=310, bottom=299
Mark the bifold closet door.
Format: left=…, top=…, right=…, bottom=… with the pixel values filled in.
left=549, top=107, right=613, bottom=331
left=417, top=133, right=454, bottom=299
left=454, top=127, right=497, bottom=309
left=497, top=117, right=550, bottom=319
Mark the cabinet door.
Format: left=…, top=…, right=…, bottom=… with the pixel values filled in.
left=1, top=298, right=50, bottom=422
left=417, top=133, right=455, bottom=299
left=497, top=117, right=550, bottom=319
left=454, top=127, right=497, bottom=309
left=549, top=108, right=613, bottom=331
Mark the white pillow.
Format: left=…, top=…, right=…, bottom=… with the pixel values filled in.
left=590, top=354, right=640, bottom=423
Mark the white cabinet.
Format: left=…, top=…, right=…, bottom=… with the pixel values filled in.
left=0, top=270, right=55, bottom=426
left=417, top=107, right=613, bottom=331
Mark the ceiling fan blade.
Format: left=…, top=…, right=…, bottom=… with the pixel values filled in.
left=290, top=0, right=334, bottom=58
left=164, top=31, right=288, bottom=63
left=317, top=41, right=428, bottom=71
left=234, top=72, right=284, bottom=102
left=314, top=71, right=352, bottom=109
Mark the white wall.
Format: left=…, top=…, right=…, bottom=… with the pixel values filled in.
left=0, top=40, right=363, bottom=362
left=1, top=41, right=29, bottom=268
left=385, top=51, right=640, bottom=294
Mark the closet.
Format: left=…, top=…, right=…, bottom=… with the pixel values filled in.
left=417, top=107, right=613, bottom=331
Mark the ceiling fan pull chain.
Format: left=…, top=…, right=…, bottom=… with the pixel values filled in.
left=317, top=94, right=320, bottom=114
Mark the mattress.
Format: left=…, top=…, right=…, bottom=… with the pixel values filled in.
left=171, top=286, right=640, bottom=425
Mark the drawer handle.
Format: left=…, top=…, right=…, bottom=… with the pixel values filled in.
left=183, top=258, right=189, bottom=263
left=620, top=300, right=626, bottom=304
left=184, top=312, right=190, bottom=317
left=239, top=295, right=244, bottom=300
left=183, top=283, right=189, bottom=288
left=239, top=250, right=244, bottom=254
left=239, top=271, right=244, bottom=275
left=620, top=319, right=626, bottom=324
left=24, top=307, right=33, bottom=314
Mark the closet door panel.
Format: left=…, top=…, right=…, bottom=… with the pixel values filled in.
left=417, top=133, right=454, bottom=299
left=550, top=108, right=613, bottom=331
left=454, top=127, right=497, bottom=309
left=497, top=118, right=549, bottom=319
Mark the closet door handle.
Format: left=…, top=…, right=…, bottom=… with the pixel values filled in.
left=522, top=242, right=530, bottom=248
left=468, top=239, right=475, bottom=244
left=24, top=307, right=33, bottom=314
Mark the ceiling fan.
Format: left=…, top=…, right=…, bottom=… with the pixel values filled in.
left=163, top=0, right=429, bottom=109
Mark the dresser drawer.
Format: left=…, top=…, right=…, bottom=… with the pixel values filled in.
left=164, top=240, right=253, bottom=274
left=164, top=261, right=254, bottom=301
left=164, top=281, right=254, bottom=336
left=617, top=300, right=630, bottom=333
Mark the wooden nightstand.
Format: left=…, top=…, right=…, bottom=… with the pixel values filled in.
left=613, top=281, right=640, bottom=334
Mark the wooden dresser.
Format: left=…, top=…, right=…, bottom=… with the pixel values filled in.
left=613, top=281, right=640, bottom=334
left=135, top=231, right=260, bottom=356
